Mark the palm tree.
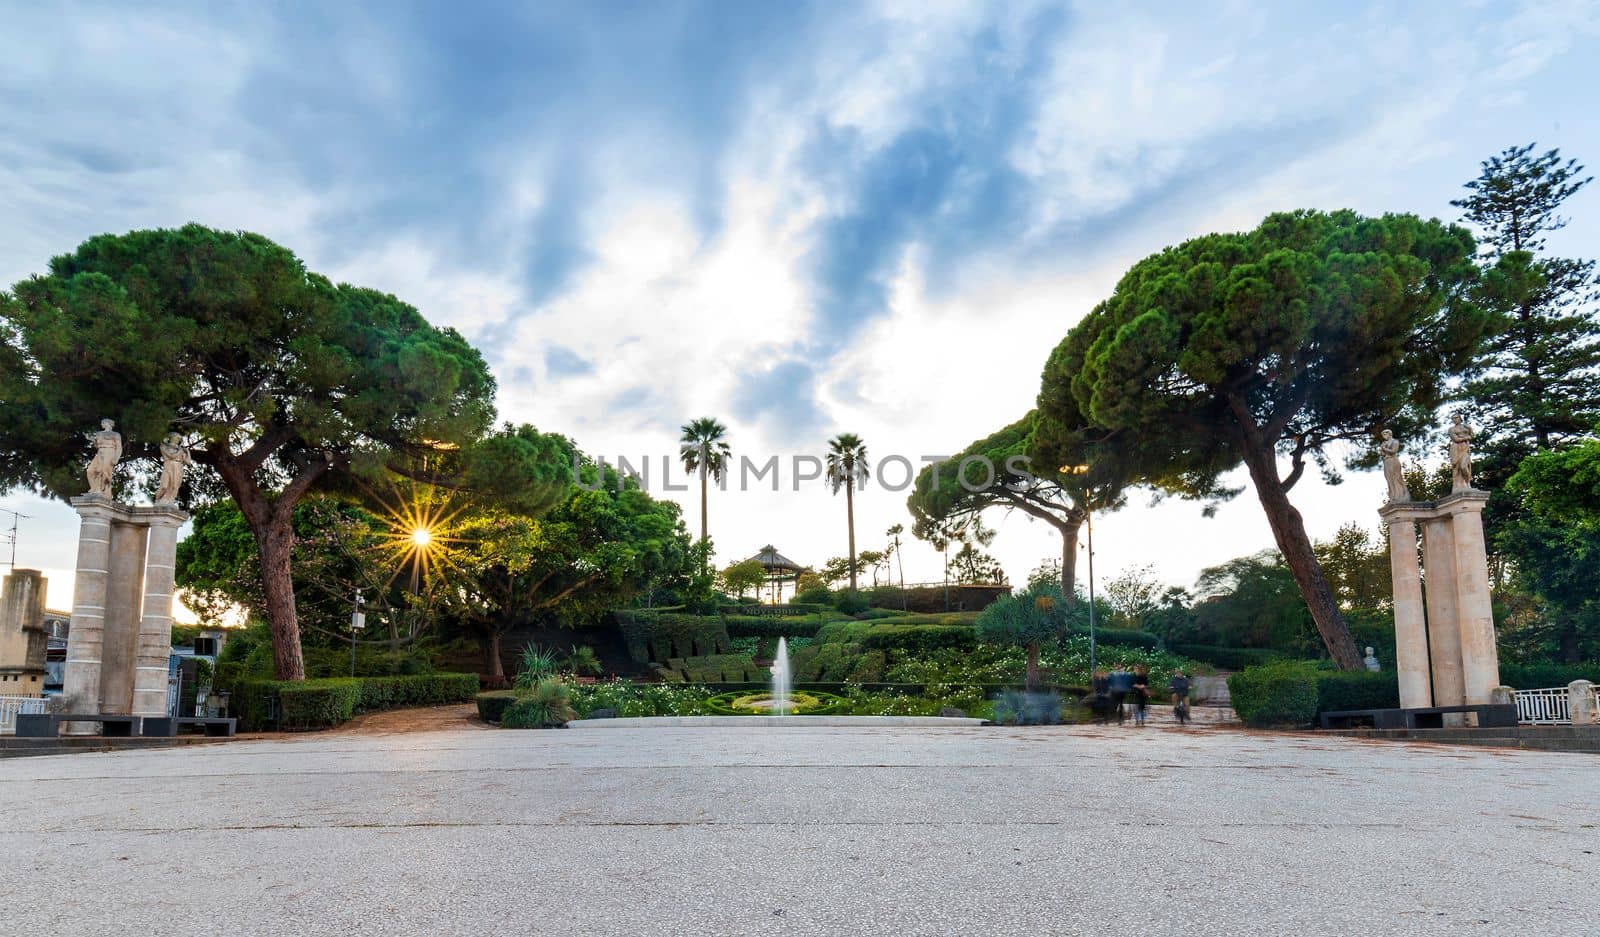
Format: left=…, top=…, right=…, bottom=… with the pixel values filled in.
left=826, top=433, right=870, bottom=593
left=679, top=417, right=731, bottom=558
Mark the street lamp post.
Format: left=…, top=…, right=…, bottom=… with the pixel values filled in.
left=350, top=591, right=366, bottom=677
left=1085, top=506, right=1097, bottom=677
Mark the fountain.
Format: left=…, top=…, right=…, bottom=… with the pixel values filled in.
left=772, top=636, right=792, bottom=716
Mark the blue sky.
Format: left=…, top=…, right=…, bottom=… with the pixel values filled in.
left=3, top=0, right=1600, bottom=609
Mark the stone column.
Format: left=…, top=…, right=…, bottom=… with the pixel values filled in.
left=1382, top=514, right=1431, bottom=709
left=1, top=569, right=47, bottom=695
left=1570, top=680, right=1598, bottom=726
left=132, top=507, right=186, bottom=718
left=1420, top=517, right=1465, bottom=710
left=62, top=497, right=117, bottom=717
left=1447, top=495, right=1500, bottom=706
left=98, top=519, right=150, bottom=715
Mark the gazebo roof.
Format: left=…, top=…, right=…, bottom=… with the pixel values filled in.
left=746, top=544, right=802, bottom=574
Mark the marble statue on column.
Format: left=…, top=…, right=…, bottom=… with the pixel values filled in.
left=85, top=419, right=122, bottom=498
left=1379, top=429, right=1409, bottom=502
left=154, top=433, right=190, bottom=505
left=1449, top=414, right=1475, bottom=492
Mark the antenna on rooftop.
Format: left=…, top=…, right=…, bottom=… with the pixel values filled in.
left=1, top=508, right=32, bottom=570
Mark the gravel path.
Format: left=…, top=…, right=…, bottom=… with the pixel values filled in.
left=1, top=721, right=1594, bottom=935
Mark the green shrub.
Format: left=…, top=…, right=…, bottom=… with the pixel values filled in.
left=476, top=690, right=518, bottom=723
left=1228, top=662, right=1320, bottom=727
left=1168, top=644, right=1286, bottom=670
left=1313, top=670, right=1398, bottom=714
left=795, top=585, right=832, bottom=605
left=846, top=649, right=887, bottom=682
left=1074, top=627, right=1161, bottom=650
left=568, top=680, right=718, bottom=717
left=1501, top=662, right=1599, bottom=689
left=866, top=586, right=906, bottom=609
left=722, top=616, right=826, bottom=638
left=815, top=619, right=872, bottom=644
left=277, top=678, right=362, bottom=730
left=232, top=673, right=480, bottom=731
left=859, top=624, right=977, bottom=653
left=501, top=679, right=577, bottom=728
left=614, top=610, right=732, bottom=663
left=514, top=643, right=560, bottom=690
left=356, top=673, right=480, bottom=710
left=833, top=591, right=870, bottom=615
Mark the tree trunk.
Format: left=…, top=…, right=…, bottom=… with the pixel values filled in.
left=485, top=630, right=504, bottom=679
left=1558, top=617, right=1579, bottom=664
left=1235, top=435, right=1362, bottom=670
left=1060, top=517, right=1081, bottom=602
left=846, top=482, right=858, bottom=592
left=1026, top=641, right=1041, bottom=691
left=699, top=466, right=709, bottom=550
left=256, top=517, right=307, bottom=681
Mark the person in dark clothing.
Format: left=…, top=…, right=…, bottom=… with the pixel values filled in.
left=1107, top=667, right=1133, bottom=725
left=1131, top=665, right=1150, bottom=726
left=1089, top=669, right=1111, bottom=724
left=1170, top=670, right=1192, bottom=725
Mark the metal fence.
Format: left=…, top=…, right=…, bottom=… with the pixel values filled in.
left=0, top=695, right=47, bottom=734
left=1513, top=687, right=1573, bottom=725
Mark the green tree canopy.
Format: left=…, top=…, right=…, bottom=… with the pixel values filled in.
left=1044, top=209, right=1484, bottom=669
left=0, top=225, right=568, bottom=678
left=1453, top=144, right=1599, bottom=465
left=976, top=582, right=1071, bottom=689
left=436, top=453, right=694, bottom=678
left=718, top=558, right=769, bottom=601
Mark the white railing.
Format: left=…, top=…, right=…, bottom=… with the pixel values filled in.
left=1514, top=687, right=1573, bottom=725
left=0, top=695, right=48, bottom=734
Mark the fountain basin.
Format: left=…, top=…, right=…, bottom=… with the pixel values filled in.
left=704, top=690, right=848, bottom=716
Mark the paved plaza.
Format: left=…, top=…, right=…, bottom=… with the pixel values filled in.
left=1, top=716, right=1596, bottom=935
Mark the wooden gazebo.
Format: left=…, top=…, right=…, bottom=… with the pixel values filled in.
left=746, top=544, right=803, bottom=604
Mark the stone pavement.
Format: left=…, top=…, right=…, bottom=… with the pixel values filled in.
left=0, top=720, right=1595, bottom=936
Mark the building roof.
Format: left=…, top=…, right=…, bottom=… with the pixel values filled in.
left=746, top=544, right=802, bottom=574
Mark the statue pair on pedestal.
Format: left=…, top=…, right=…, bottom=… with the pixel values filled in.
left=1375, top=415, right=1498, bottom=722
left=83, top=419, right=190, bottom=505
left=62, top=419, right=192, bottom=727
left=1378, top=414, right=1475, bottom=504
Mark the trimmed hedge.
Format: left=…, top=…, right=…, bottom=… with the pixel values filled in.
left=1501, top=662, right=1599, bottom=689
left=859, top=624, right=977, bottom=653
left=1073, top=627, right=1162, bottom=650
left=476, top=690, right=519, bottom=723
left=1169, top=644, right=1286, bottom=670
left=722, top=616, right=826, bottom=639
left=235, top=673, right=481, bottom=731
left=614, top=610, right=732, bottom=664
left=1313, top=670, right=1399, bottom=713
left=1228, top=662, right=1320, bottom=727
left=1229, top=663, right=1402, bottom=727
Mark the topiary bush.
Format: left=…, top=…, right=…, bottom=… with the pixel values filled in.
left=277, top=678, right=362, bottom=730
left=614, top=610, right=732, bottom=663
left=1228, top=661, right=1320, bottom=727
left=476, top=690, right=518, bottom=724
